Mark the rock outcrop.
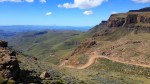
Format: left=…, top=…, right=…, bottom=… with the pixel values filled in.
left=40, top=71, right=50, bottom=80
left=71, top=39, right=97, bottom=56
left=0, top=40, right=8, bottom=47
left=0, top=40, right=20, bottom=81
left=137, top=14, right=150, bottom=24
left=107, top=12, right=150, bottom=28
left=107, top=14, right=126, bottom=27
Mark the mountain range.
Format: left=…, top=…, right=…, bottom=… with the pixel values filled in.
left=0, top=7, right=150, bottom=84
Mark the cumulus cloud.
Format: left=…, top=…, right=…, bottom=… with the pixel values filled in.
left=46, top=12, right=52, bottom=16
left=132, top=0, right=150, bottom=3
left=58, top=0, right=108, bottom=9
left=83, top=10, right=93, bottom=15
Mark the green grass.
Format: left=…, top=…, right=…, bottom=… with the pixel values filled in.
left=78, top=54, right=89, bottom=64
left=7, top=30, right=86, bottom=64
left=90, top=58, right=150, bottom=77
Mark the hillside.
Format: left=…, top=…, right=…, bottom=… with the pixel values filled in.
left=0, top=40, right=92, bottom=84
left=1, top=40, right=150, bottom=84
left=61, top=7, right=150, bottom=69
left=5, top=30, right=88, bottom=64
left=0, top=7, right=150, bottom=84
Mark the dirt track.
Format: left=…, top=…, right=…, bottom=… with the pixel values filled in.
left=60, top=52, right=150, bottom=69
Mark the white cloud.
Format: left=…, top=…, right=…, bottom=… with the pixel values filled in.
left=46, top=12, right=52, bottom=16
left=0, top=0, right=22, bottom=2
left=40, top=0, right=46, bottom=3
left=111, top=12, right=118, bottom=14
left=25, top=0, right=34, bottom=3
left=58, top=0, right=108, bottom=9
left=83, top=10, right=93, bottom=15
left=58, top=3, right=76, bottom=8
left=132, top=0, right=150, bottom=3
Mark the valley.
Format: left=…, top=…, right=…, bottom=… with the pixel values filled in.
left=0, top=7, right=150, bottom=84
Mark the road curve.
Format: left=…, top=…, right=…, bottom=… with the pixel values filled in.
left=60, top=52, right=150, bottom=69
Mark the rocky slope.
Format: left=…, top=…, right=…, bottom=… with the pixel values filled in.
left=0, top=40, right=20, bottom=83
left=63, top=7, right=150, bottom=67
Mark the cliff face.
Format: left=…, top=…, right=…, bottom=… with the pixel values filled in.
left=0, top=40, right=20, bottom=82
left=137, top=14, right=150, bottom=24
left=107, top=15, right=126, bottom=27
left=107, top=12, right=150, bottom=28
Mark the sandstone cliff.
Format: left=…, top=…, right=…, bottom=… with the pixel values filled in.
left=107, top=12, right=150, bottom=28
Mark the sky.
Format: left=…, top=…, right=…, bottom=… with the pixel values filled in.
left=0, top=0, right=150, bottom=26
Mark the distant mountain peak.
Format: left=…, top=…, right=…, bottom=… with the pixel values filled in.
left=129, top=7, right=150, bottom=12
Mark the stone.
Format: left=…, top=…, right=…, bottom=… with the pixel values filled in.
left=40, top=71, right=50, bottom=80
left=0, top=40, right=8, bottom=47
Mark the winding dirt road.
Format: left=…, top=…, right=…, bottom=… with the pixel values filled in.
left=60, top=52, right=150, bottom=69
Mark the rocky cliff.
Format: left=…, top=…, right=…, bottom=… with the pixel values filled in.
left=107, top=12, right=150, bottom=28
left=70, top=7, right=150, bottom=59
left=0, top=40, right=20, bottom=83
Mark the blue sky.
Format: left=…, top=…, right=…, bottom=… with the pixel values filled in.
left=0, top=0, right=150, bottom=26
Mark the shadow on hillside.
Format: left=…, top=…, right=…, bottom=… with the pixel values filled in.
left=18, top=70, right=42, bottom=84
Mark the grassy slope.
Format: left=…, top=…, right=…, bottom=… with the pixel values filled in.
left=64, top=28, right=150, bottom=83
left=16, top=53, right=150, bottom=84
left=3, top=22, right=150, bottom=84
left=8, top=30, right=88, bottom=64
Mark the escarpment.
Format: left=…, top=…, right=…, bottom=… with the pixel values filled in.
left=107, top=14, right=126, bottom=27
left=71, top=7, right=150, bottom=57
left=107, top=12, right=150, bottom=28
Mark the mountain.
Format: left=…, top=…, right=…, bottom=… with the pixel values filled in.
left=0, top=30, right=17, bottom=40
left=1, top=40, right=150, bottom=84
left=1, top=7, right=150, bottom=84
left=5, top=30, right=86, bottom=64
left=129, top=7, right=150, bottom=12
left=0, top=25, right=91, bottom=32
left=62, top=7, right=150, bottom=73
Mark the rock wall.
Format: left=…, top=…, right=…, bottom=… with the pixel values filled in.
left=137, top=15, right=150, bottom=24
left=107, top=12, right=150, bottom=28
left=107, top=15, right=126, bottom=27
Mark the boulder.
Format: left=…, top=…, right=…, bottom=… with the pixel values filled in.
left=0, top=40, right=8, bottom=47
left=40, top=71, right=50, bottom=80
